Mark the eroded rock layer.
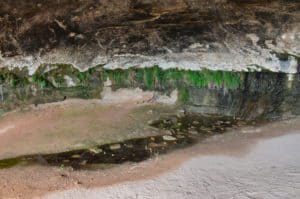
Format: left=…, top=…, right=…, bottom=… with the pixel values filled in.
left=0, top=0, right=299, bottom=72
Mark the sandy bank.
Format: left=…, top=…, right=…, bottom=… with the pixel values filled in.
left=44, top=120, right=300, bottom=199
left=0, top=117, right=299, bottom=198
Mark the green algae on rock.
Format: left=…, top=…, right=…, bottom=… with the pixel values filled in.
left=104, top=66, right=242, bottom=91
left=0, top=65, right=242, bottom=112
left=0, top=64, right=299, bottom=120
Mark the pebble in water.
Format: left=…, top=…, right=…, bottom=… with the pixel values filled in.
left=162, top=135, right=177, bottom=141
left=110, top=144, right=121, bottom=150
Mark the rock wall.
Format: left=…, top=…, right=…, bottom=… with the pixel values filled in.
left=0, top=0, right=299, bottom=73
left=0, top=64, right=299, bottom=120
left=187, top=72, right=300, bottom=120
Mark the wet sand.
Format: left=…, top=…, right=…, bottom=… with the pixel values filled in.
left=0, top=89, right=178, bottom=159
left=0, top=116, right=300, bottom=198
left=44, top=120, right=300, bottom=199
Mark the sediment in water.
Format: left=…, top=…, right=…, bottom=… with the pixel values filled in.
left=0, top=113, right=241, bottom=170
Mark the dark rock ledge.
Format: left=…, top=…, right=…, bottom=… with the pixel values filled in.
left=0, top=0, right=299, bottom=72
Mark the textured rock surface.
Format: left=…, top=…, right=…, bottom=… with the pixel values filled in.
left=0, top=0, right=299, bottom=73
left=187, top=72, right=300, bottom=119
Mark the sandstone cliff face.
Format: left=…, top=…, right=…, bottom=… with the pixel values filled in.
left=0, top=0, right=299, bottom=72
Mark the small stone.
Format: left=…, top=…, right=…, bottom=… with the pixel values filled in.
left=71, top=154, right=81, bottom=159
left=192, top=121, right=200, bottom=125
left=68, top=32, right=76, bottom=37
left=176, top=135, right=186, bottom=139
left=176, top=109, right=185, bottom=117
left=89, top=148, right=102, bottom=154
left=164, top=130, right=173, bottom=135
left=162, top=135, right=177, bottom=141
left=75, top=34, right=85, bottom=40
left=147, top=110, right=153, bottom=114
left=110, top=144, right=121, bottom=150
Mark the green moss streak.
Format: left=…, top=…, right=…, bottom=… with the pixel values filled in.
left=0, top=158, right=23, bottom=169
left=0, top=64, right=244, bottom=111
left=105, top=67, right=241, bottom=90
left=0, top=65, right=243, bottom=91
left=178, top=86, right=190, bottom=104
